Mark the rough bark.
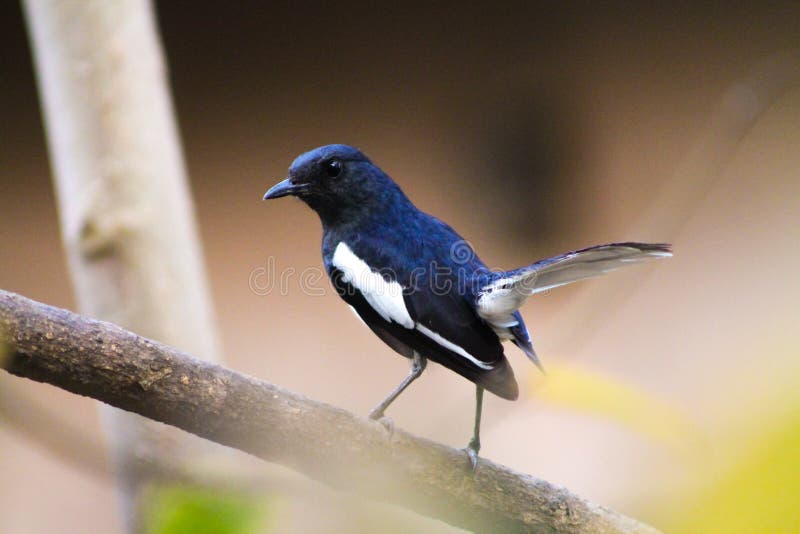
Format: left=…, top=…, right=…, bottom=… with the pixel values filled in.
left=0, top=289, right=659, bottom=534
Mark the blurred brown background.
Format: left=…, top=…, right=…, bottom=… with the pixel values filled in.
left=2, top=1, right=799, bottom=532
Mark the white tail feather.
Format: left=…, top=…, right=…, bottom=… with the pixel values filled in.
left=476, top=243, right=671, bottom=325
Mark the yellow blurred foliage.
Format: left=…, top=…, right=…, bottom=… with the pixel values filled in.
left=669, top=410, right=800, bottom=533
left=528, top=359, right=800, bottom=533
left=528, top=363, right=695, bottom=452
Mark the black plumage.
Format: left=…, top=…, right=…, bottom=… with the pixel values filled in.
left=264, top=144, right=671, bottom=468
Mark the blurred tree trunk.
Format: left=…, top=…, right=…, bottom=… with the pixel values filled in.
left=23, top=0, right=221, bottom=530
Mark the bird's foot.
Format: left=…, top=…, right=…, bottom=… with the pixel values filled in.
left=464, top=438, right=480, bottom=471
left=368, top=409, right=395, bottom=438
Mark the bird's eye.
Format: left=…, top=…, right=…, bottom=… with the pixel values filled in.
left=324, top=159, right=343, bottom=178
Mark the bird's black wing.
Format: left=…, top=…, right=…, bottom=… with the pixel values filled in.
left=324, top=237, right=518, bottom=400
left=402, top=283, right=518, bottom=400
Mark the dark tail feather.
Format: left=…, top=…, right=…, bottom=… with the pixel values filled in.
left=512, top=337, right=545, bottom=375
left=477, top=357, right=519, bottom=400
left=509, top=319, right=545, bottom=374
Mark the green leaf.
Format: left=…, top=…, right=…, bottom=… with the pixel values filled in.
left=143, top=485, right=271, bottom=534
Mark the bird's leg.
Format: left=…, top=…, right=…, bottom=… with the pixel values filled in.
left=465, top=386, right=484, bottom=471
left=368, top=351, right=426, bottom=433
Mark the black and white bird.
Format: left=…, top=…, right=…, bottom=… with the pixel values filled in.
left=264, top=144, right=671, bottom=468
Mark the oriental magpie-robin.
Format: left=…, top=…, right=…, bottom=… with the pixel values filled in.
left=264, top=144, right=671, bottom=469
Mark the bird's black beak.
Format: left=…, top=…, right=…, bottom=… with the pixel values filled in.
left=263, top=178, right=309, bottom=200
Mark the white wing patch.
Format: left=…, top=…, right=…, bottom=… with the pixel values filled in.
left=415, top=324, right=493, bottom=370
left=334, top=241, right=494, bottom=371
left=332, top=242, right=414, bottom=328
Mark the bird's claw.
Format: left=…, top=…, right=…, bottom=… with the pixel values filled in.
left=368, top=410, right=395, bottom=438
left=376, top=415, right=395, bottom=437
left=464, top=441, right=480, bottom=471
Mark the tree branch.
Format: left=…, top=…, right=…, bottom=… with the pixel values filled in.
left=0, top=289, right=659, bottom=534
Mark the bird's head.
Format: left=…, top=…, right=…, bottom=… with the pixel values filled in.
left=264, top=144, right=406, bottom=225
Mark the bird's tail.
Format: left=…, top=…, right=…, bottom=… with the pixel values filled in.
left=477, top=356, right=519, bottom=400
left=475, top=242, right=671, bottom=326
left=510, top=328, right=545, bottom=374
left=475, top=243, right=671, bottom=371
